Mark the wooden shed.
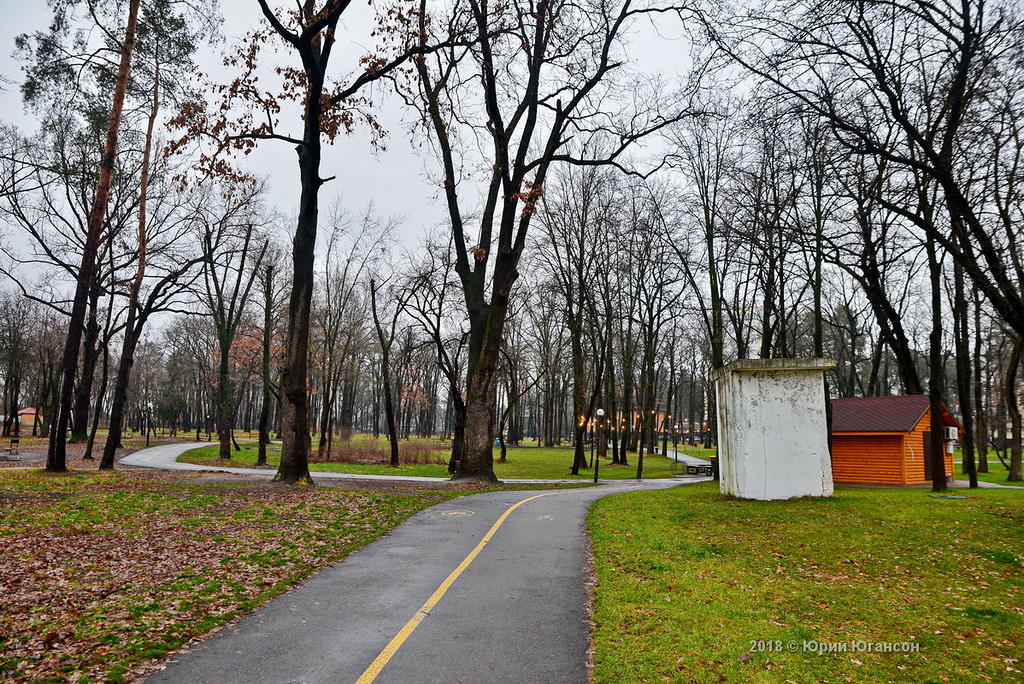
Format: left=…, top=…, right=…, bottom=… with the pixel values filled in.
left=830, top=395, right=958, bottom=486
left=18, top=408, right=42, bottom=427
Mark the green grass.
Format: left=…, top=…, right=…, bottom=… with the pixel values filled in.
left=179, top=442, right=694, bottom=480
left=956, top=461, right=1024, bottom=487
left=589, top=483, right=1024, bottom=683
left=677, top=444, right=718, bottom=460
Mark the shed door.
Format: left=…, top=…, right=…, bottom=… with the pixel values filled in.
left=923, top=432, right=932, bottom=479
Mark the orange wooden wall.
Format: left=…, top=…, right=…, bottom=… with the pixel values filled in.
left=831, top=433, right=906, bottom=484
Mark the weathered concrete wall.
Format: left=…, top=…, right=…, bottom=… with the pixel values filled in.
left=713, top=359, right=835, bottom=500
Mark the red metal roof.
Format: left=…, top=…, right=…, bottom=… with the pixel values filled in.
left=830, top=395, right=955, bottom=433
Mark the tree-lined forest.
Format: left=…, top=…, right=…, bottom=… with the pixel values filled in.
left=1, top=0, right=1022, bottom=486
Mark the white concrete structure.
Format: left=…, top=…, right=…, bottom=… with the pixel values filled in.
left=713, top=358, right=835, bottom=500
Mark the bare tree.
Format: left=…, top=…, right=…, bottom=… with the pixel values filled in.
left=15, top=0, right=219, bottom=471
left=620, top=182, right=684, bottom=477
left=313, top=201, right=391, bottom=459
left=31, top=0, right=140, bottom=473
left=256, top=243, right=287, bottom=466
left=0, top=292, right=31, bottom=437
left=535, top=166, right=617, bottom=473
left=409, top=0, right=692, bottom=481
left=168, top=1, right=462, bottom=485
left=370, top=276, right=413, bottom=468
left=715, top=0, right=1024, bottom=339
left=403, top=232, right=469, bottom=471
left=197, top=182, right=269, bottom=461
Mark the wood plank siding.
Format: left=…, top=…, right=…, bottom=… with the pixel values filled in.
left=831, top=433, right=906, bottom=484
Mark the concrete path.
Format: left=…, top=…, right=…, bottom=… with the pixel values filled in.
left=114, top=444, right=1024, bottom=490
left=949, top=479, right=1022, bottom=489
left=120, top=441, right=710, bottom=485
left=147, top=480, right=690, bottom=684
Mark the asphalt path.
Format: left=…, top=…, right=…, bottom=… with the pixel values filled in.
left=120, top=440, right=713, bottom=483
left=147, top=480, right=691, bottom=684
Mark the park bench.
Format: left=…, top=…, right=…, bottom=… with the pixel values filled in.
left=680, top=457, right=717, bottom=478
left=1, top=438, right=20, bottom=461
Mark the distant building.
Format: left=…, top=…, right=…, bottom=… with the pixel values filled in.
left=17, top=408, right=42, bottom=427
left=1, top=408, right=42, bottom=432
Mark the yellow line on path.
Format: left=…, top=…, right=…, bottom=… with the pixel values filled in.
left=354, top=491, right=558, bottom=684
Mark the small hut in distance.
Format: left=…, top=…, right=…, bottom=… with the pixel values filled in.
left=830, top=395, right=959, bottom=486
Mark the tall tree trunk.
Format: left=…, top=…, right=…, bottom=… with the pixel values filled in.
left=71, top=291, right=101, bottom=444
left=316, top=362, right=336, bottom=459
left=451, top=244, right=521, bottom=483
left=635, top=337, right=657, bottom=479
left=85, top=335, right=110, bottom=461
left=257, top=263, right=274, bottom=467
left=370, top=281, right=400, bottom=468
left=618, top=347, right=632, bottom=466
left=47, top=0, right=140, bottom=473
left=866, top=332, right=885, bottom=396
left=810, top=174, right=833, bottom=457
left=273, top=90, right=322, bottom=486
left=954, top=262, right=977, bottom=487
left=974, top=291, right=989, bottom=473
left=457, top=311, right=506, bottom=483
left=569, top=316, right=588, bottom=474
left=217, top=346, right=233, bottom=460
left=99, top=330, right=141, bottom=470
left=662, top=365, right=674, bottom=458
left=339, top=369, right=356, bottom=440
left=448, top=392, right=465, bottom=473
left=100, top=58, right=158, bottom=471
left=926, top=221, right=947, bottom=492
left=1006, top=335, right=1023, bottom=482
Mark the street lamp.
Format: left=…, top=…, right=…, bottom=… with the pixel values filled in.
left=594, top=408, right=605, bottom=483
left=673, top=423, right=679, bottom=462
left=146, top=402, right=153, bottom=447
left=589, top=415, right=595, bottom=469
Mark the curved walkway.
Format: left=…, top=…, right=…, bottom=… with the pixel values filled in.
left=122, top=443, right=701, bottom=683
left=120, top=441, right=451, bottom=483
left=147, top=482, right=692, bottom=684
left=120, top=441, right=710, bottom=485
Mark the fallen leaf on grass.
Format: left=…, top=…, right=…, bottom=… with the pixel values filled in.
left=0, top=470, right=438, bottom=683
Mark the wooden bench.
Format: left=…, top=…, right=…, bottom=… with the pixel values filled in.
left=1, top=438, right=20, bottom=461
left=682, top=457, right=718, bottom=478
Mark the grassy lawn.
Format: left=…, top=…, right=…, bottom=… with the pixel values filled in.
left=678, top=444, right=718, bottom=461
left=956, top=462, right=1024, bottom=488
left=589, top=482, right=1023, bottom=683
left=179, top=442, right=690, bottom=480
left=0, top=469, right=461, bottom=683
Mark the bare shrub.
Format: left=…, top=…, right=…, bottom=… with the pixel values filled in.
left=321, top=439, right=448, bottom=465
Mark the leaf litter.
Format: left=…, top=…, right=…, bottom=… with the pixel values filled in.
left=0, top=468, right=448, bottom=683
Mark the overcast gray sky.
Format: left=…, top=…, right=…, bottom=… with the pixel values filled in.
left=0, top=1, right=447, bottom=246
left=0, top=2, right=690, bottom=254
